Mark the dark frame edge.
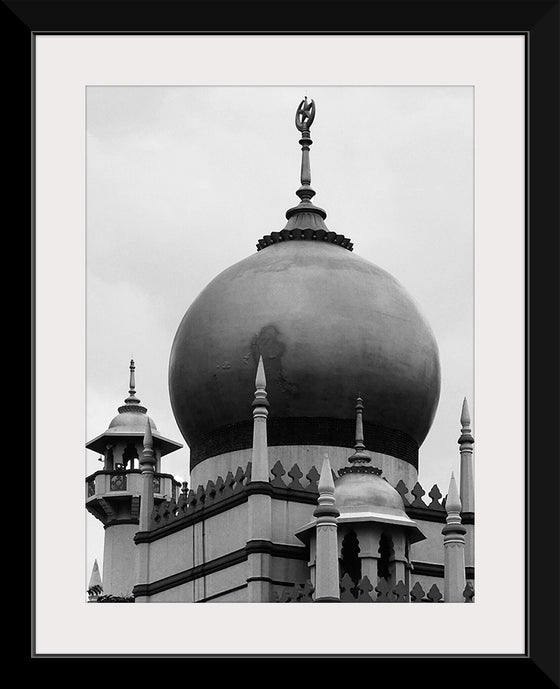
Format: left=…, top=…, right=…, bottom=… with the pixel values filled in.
left=14, top=0, right=559, bottom=679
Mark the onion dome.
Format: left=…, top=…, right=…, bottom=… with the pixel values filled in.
left=169, top=99, right=440, bottom=472
left=87, top=360, right=182, bottom=456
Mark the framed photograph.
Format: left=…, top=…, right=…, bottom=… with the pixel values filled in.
left=20, top=0, right=559, bottom=678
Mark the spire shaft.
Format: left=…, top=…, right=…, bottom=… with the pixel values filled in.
left=295, top=98, right=316, bottom=202
left=123, top=358, right=142, bottom=406
left=129, top=359, right=136, bottom=396
left=348, top=396, right=371, bottom=465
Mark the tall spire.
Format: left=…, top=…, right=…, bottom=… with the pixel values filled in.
left=129, top=358, right=136, bottom=394
left=118, top=359, right=146, bottom=413
left=124, top=359, right=142, bottom=406
left=284, top=97, right=328, bottom=228
left=247, top=355, right=273, bottom=600
left=295, top=97, right=316, bottom=202
left=348, top=397, right=372, bottom=465
left=340, top=396, right=382, bottom=476
left=256, top=98, right=353, bottom=251
left=250, top=355, right=270, bottom=482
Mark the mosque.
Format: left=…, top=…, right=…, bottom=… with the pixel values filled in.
left=86, top=98, right=475, bottom=603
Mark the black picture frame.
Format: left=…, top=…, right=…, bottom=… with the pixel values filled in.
left=13, top=0, right=558, bottom=682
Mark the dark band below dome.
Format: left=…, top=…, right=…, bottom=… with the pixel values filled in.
left=188, top=417, right=418, bottom=470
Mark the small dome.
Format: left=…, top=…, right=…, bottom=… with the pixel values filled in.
left=335, top=468, right=405, bottom=515
left=107, top=411, right=157, bottom=434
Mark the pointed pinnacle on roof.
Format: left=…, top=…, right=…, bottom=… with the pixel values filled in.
left=461, top=397, right=470, bottom=428
left=143, top=417, right=153, bottom=450
left=318, top=454, right=335, bottom=495
left=445, top=472, right=462, bottom=516
left=252, top=355, right=269, bottom=407
left=458, top=396, right=474, bottom=445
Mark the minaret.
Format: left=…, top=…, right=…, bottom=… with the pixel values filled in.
left=85, top=360, right=182, bottom=597
left=313, top=455, right=340, bottom=602
left=87, top=559, right=103, bottom=602
left=458, top=397, right=475, bottom=512
left=442, top=473, right=467, bottom=602
left=246, top=356, right=273, bottom=602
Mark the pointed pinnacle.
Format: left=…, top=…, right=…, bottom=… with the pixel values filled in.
left=88, top=559, right=102, bottom=588
left=255, top=355, right=266, bottom=390
left=461, top=397, right=471, bottom=428
left=143, top=417, right=153, bottom=450
left=446, top=472, right=462, bottom=514
left=318, top=454, right=335, bottom=495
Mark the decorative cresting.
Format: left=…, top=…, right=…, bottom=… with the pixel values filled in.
left=148, top=461, right=459, bottom=534
left=150, top=464, right=252, bottom=530
left=274, top=581, right=315, bottom=602
left=396, top=480, right=446, bottom=512
left=273, top=578, right=460, bottom=604
left=257, top=97, right=353, bottom=252
left=118, top=359, right=147, bottom=415
left=410, top=582, right=444, bottom=603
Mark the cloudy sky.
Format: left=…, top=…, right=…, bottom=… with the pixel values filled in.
left=86, top=86, right=473, bottom=585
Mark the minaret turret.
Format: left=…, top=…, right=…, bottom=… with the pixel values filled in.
left=85, top=360, right=182, bottom=597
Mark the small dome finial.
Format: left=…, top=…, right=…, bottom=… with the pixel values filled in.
left=124, top=358, right=141, bottom=406
left=257, top=98, right=354, bottom=252
left=129, top=359, right=136, bottom=395
left=294, top=97, right=317, bottom=203
left=348, top=396, right=372, bottom=465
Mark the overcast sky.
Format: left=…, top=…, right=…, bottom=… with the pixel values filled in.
left=86, top=86, right=473, bottom=586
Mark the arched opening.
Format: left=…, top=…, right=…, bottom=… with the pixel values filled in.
left=122, top=443, right=139, bottom=470
left=105, top=445, right=114, bottom=470
left=340, top=530, right=362, bottom=595
left=377, top=531, right=395, bottom=583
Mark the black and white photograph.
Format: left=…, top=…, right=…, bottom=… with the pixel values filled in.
left=31, top=27, right=552, bottom=663
left=85, top=86, right=474, bottom=604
